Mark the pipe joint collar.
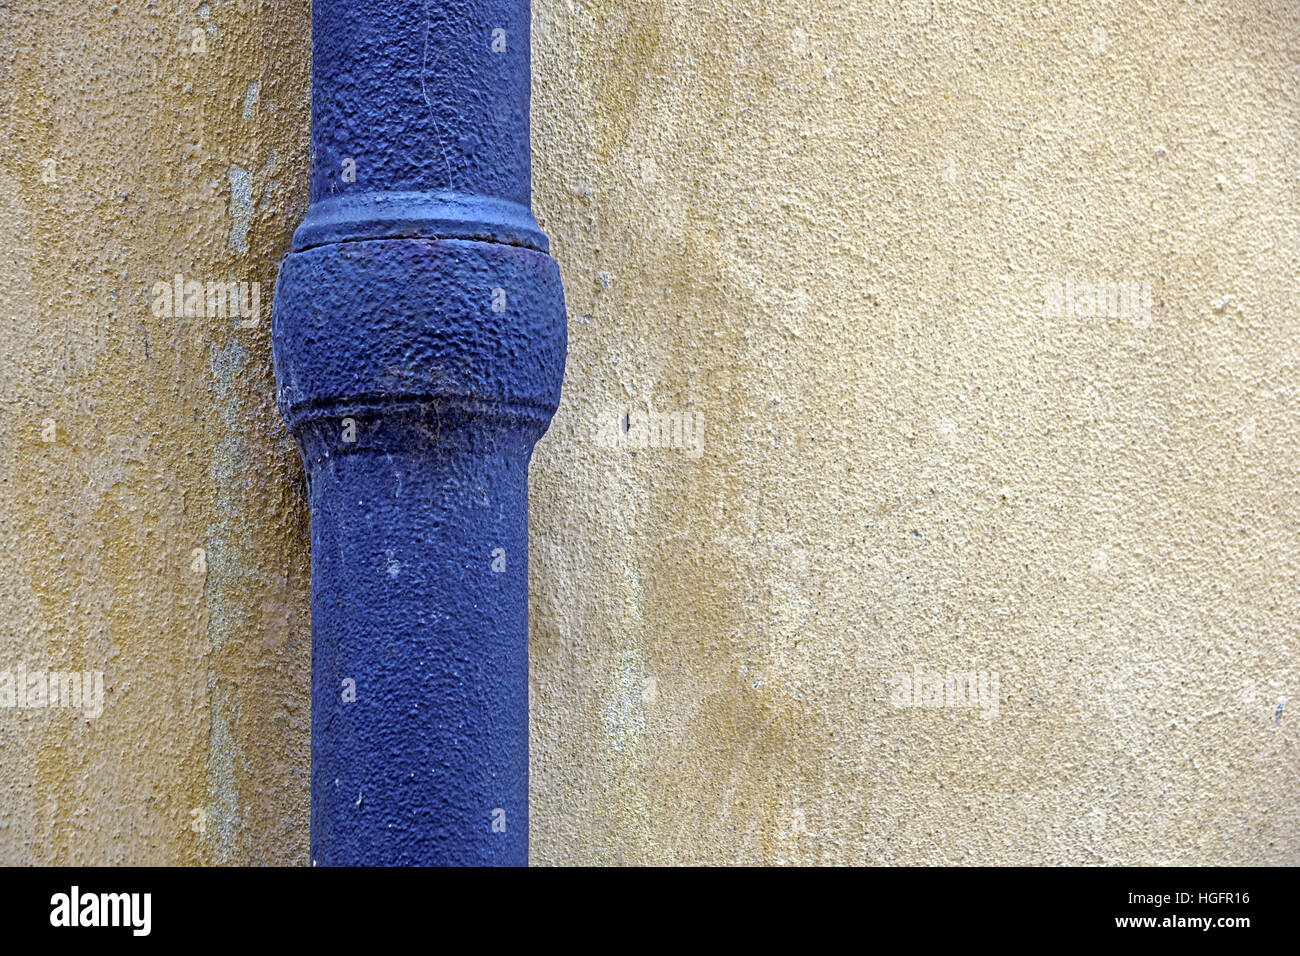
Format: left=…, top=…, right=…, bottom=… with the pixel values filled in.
left=272, top=236, right=566, bottom=452
left=291, top=191, right=549, bottom=253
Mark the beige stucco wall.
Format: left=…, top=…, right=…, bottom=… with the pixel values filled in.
left=0, top=0, right=1296, bottom=865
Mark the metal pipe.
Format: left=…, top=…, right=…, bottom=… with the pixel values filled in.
left=272, top=0, right=565, bottom=866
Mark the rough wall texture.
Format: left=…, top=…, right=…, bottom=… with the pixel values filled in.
left=0, top=0, right=1296, bottom=865
left=527, top=0, right=1300, bottom=865
left=0, top=1, right=312, bottom=864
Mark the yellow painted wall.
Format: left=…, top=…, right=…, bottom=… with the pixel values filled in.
left=1, top=0, right=1297, bottom=865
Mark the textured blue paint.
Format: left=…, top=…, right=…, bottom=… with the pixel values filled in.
left=272, top=0, right=565, bottom=866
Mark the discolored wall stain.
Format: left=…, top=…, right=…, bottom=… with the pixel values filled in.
left=572, top=0, right=664, bottom=161
left=0, top=1, right=311, bottom=864
left=528, top=0, right=1300, bottom=865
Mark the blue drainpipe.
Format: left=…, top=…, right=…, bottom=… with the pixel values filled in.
left=271, top=0, right=565, bottom=865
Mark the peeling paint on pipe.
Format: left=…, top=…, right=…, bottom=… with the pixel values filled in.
left=272, top=0, right=565, bottom=866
